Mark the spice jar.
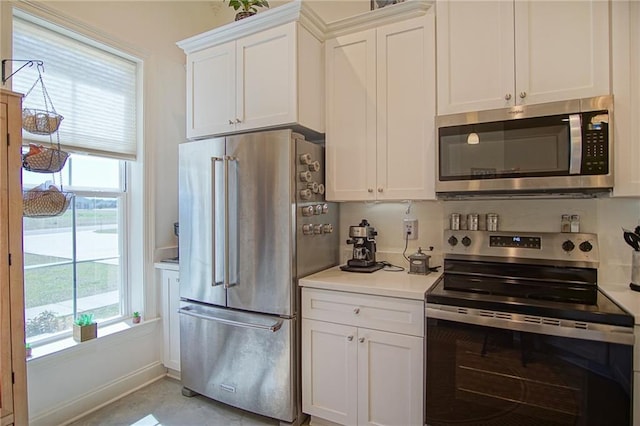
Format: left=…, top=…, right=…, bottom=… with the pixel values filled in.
left=486, top=213, right=499, bottom=231
left=570, top=214, right=580, bottom=233
left=450, top=213, right=460, bottom=230
left=561, top=214, right=571, bottom=233
left=467, top=213, right=479, bottom=231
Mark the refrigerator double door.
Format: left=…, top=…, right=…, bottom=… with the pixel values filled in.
left=179, top=130, right=296, bottom=315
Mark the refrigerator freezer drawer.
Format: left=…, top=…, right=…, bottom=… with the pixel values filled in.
left=179, top=303, right=296, bottom=422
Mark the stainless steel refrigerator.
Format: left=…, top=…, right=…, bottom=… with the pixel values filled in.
left=178, top=129, right=338, bottom=425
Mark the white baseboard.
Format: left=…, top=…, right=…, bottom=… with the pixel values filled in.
left=30, top=361, right=167, bottom=426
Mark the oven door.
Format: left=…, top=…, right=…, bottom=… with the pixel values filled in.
left=426, top=305, right=633, bottom=426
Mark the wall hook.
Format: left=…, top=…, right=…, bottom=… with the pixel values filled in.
left=2, top=59, right=45, bottom=84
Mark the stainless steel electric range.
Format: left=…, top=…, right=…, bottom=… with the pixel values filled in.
left=426, top=230, right=634, bottom=426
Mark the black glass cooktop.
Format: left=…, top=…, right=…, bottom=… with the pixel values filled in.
left=426, top=259, right=633, bottom=327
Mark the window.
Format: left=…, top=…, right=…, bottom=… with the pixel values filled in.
left=12, top=11, right=140, bottom=344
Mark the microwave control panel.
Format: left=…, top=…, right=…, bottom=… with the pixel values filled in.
left=581, top=110, right=609, bottom=175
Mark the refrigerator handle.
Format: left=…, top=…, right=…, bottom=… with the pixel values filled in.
left=224, top=155, right=238, bottom=289
left=178, top=307, right=283, bottom=332
left=211, top=157, right=225, bottom=287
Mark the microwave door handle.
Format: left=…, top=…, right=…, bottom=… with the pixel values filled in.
left=211, top=157, right=224, bottom=287
left=569, top=114, right=582, bottom=175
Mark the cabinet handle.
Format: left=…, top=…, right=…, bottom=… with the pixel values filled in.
left=228, top=119, right=234, bottom=125
left=347, top=335, right=354, bottom=341
left=235, top=118, right=242, bottom=124
left=358, top=337, right=365, bottom=343
left=504, top=93, right=512, bottom=101
left=377, top=187, right=383, bottom=193
left=519, top=91, right=527, bottom=99
left=353, top=308, right=360, bottom=314
left=368, top=188, right=373, bottom=193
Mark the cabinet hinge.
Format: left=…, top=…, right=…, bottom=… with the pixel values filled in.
left=12, top=372, right=15, bottom=384
left=6, top=133, right=9, bottom=146
left=8, top=253, right=11, bottom=266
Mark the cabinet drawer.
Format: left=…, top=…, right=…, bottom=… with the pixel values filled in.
left=302, top=288, right=424, bottom=337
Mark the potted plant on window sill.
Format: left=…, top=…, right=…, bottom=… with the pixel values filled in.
left=132, top=311, right=142, bottom=324
left=25, top=343, right=32, bottom=358
left=224, top=0, right=270, bottom=21
left=73, top=313, right=97, bottom=342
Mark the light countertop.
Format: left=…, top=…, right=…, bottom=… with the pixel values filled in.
left=154, top=261, right=179, bottom=271
left=299, top=265, right=441, bottom=301
left=300, top=266, right=640, bottom=326
left=600, top=282, right=640, bottom=326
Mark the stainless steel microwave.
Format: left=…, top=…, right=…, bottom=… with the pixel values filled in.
left=436, top=96, right=613, bottom=197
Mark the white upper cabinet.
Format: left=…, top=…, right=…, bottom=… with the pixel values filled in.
left=611, top=0, right=640, bottom=197
left=437, top=0, right=610, bottom=114
left=325, top=2, right=436, bottom=201
left=178, top=3, right=325, bottom=139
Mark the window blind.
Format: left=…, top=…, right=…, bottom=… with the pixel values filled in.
left=12, top=16, right=138, bottom=160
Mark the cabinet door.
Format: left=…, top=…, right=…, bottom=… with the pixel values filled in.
left=376, top=15, right=436, bottom=200
left=436, top=0, right=515, bottom=114
left=357, top=328, right=424, bottom=426
left=612, top=0, right=640, bottom=197
left=236, top=22, right=296, bottom=131
left=161, top=270, right=181, bottom=372
left=302, top=319, right=358, bottom=425
left=186, top=42, right=236, bottom=139
left=325, top=29, right=377, bottom=201
left=514, top=0, right=609, bottom=106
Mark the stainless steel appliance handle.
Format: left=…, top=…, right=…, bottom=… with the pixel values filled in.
left=211, top=157, right=224, bottom=287
left=178, top=308, right=283, bottom=332
left=426, top=304, right=633, bottom=345
left=569, top=113, right=582, bottom=175
left=223, top=155, right=237, bottom=289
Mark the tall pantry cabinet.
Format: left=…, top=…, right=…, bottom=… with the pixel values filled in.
left=0, top=89, right=28, bottom=425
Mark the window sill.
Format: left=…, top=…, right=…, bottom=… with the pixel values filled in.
left=26, top=317, right=160, bottom=364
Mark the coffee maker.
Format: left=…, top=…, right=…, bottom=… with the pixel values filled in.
left=340, top=219, right=384, bottom=273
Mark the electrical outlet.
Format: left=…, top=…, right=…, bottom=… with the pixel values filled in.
left=403, top=218, right=418, bottom=240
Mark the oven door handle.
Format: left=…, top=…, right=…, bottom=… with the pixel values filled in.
left=426, top=304, right=634, bottom=346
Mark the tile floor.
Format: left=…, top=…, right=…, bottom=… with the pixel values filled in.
left=69, top=377, right=283, bottom=426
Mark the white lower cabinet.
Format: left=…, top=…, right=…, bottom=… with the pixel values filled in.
left=302, top=288, right=424, bottom=426
left=159, top=268, right=181, bottom=372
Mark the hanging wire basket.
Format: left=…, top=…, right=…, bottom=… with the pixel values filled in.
left=22, top=143, right=69, bottom=173
left=23, top=183, right=73, bottom=218
left=22, top=108, right=63, bottom=135
left=21, top=68, right=70, bottom=174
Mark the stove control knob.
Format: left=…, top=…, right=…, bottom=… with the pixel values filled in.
left=461, top=236, right=472, bottom=247
left=448, top=236, right=458, bottom=246
left=301, top=206, right=314, bottom=217
left=579, top=241, right=593, bottom=252
left=562, top=240, right=575, bottom=252
left=323, top=224, right=334, bottom=234
left=313, top=224, right=323, bottom=234
left=302, top=224, right=313, bottom=235
left=322, top=203, right=329, bottom=214
left=308, top=160, right=321, bottom=172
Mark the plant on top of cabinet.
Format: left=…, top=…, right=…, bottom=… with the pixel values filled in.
left=224, top=0, right=269, bottom=21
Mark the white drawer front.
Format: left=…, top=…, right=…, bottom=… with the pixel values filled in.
left=302, top=288, right=424, bottom=337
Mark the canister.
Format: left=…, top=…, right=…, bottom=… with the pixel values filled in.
left=486, top=213, right=498, bottom=232
left=467, top=213, right=479, bottom=231
left=450, top=213, right=460, bottom=230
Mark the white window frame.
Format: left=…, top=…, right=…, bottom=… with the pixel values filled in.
left=12, top=4, right=147, bottom=346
